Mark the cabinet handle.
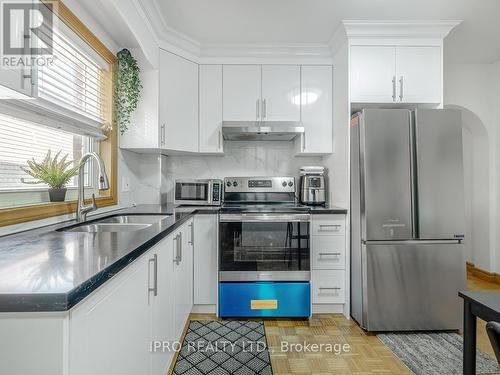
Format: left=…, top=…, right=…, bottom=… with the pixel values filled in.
left=188, top=222, right=194, bottom=245
left=173, top=234, right=180, bottom=265
left=256, top=99, right=260, bottom=120
left=318, top=252, right=342, bottom=256
left=319, top=224, right=342, bottom=231
left=160, top=124, right=166, bottom=145
left=218, top=129, right=222, bottom=150
left=263, top=99, right=267, bottom=119
left=179, top=232, right=183, bottom=262
left=399, top=76, right=404, bottom=101
left=319, top=287, right=341, bottom=294
left=392, top=76, right=396, bottom=102
left=148, top=254, right=158, bottom=296
left=302, top=132, right=306, bottom=152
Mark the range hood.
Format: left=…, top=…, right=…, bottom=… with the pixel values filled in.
left=222, top=121, right=304, bottom=141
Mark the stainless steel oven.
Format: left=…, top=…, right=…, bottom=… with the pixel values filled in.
left=174, top=179, right=222, bottom=206
left=219, top=212, right=310, bottom=281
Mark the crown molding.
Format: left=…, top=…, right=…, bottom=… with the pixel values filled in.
left=341, top=20, right=462, bottom=39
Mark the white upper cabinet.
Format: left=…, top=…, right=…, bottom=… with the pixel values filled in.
left=350, top=45, right=442, bottom=104
left=223, top=65, right=262, bottom=121
left=261, top=65, right=300, bottom=121
left=296, top=65, right=333, bottom=155
left=159, top=49, right=199, bottom=152
left=199, top=65, right=223, bottom=153
left=395, top=46, right=441, bottom=104
left=350, top=46, right=396, bottom=103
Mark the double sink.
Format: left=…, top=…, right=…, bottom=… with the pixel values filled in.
left=60, top=214, right=170, bottom=233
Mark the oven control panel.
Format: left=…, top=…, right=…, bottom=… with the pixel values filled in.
left=224, top=177, right=295, bottom=193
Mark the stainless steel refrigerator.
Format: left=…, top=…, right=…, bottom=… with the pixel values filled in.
left=350, top=109, right=466, bottom=331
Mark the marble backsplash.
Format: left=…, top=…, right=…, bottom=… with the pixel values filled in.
left=163, top=141, right=323, bottom=203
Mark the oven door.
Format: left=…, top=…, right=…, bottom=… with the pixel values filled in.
left=219, top=213, right=310, bottom=281
left=174, top=180, right=211, bottom=205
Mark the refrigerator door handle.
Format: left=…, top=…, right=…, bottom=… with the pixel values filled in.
left=363, top=239, right=461, bottom=245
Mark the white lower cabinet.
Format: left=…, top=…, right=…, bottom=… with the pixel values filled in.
left=311, top=214, right=347, bottom=309
left=69, top=253, right=151, bottom=375
left=69, top=220, right=194, bottom=375
left=193, top=215, right=218, bottom=305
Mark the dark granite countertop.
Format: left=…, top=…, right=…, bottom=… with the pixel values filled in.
left=0, top=204, right=218, bottom=313
left=0, top=203, right=346, bottom=313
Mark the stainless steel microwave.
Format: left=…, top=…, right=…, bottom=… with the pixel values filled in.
left=174, top=179, right=222, bottom=206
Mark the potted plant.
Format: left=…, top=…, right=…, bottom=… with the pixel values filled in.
left=21, top=150, right=80, bottom=202
left=115, top=48, right=142, bottom=135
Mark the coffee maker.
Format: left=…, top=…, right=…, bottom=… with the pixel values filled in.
left=299, top=166, right=327, bottom=206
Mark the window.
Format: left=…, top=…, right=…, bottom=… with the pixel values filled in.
left=37, top=22, right=109, bottom=124
left=0, top=113, right=95, bottom=209
left=0, top=1, right=117, bottom=226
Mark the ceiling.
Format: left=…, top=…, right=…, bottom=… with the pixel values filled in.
left=148, top=0, right=500, bottom=64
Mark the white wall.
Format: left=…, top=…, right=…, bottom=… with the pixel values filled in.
left=444, top=62, right=500, bottom=272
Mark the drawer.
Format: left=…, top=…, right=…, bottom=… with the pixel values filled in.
left=219, top=282, right=310, bottom=318
left=312, top=215, right=345, bottom=235
left=312, top=236, right=345, bottom=270
left=311, top=270, right=345, bottom=304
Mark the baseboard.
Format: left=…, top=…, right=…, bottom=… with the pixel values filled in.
left=467, top=261, right=500, bottom=285
left=312, top=304, right=345, bottom=314
left=191, top=304, right=217, bottom=314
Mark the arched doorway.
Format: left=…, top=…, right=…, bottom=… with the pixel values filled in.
left=445, top=105, right=490, bottom=269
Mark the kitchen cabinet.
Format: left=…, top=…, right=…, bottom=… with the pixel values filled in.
left=69, top=253, right=151, bottom=375
left=149, top=238, right=175, bottom=375
left=199, top=65, right=223, bottom=153
left=350, top=46, right=396, bottom=103
left=69, top=220, right=194, bottom=375
left=159, top=49, right=198, bottom=152
left=395, top=46, right=441, bottom=103
left=223, top=65, right=261, bottom=121
left=261, top=65, right=300, bottom=121
left=311, top=214, right=347, bottom=309
left=350, top=45, right=442, bottom=104
left=222, top=64, right=300, bottom=122
left=172, top=219, right=194, bottom=340
left=296, top=65, right=333, bottom=155
left=193, top=214, right=218, bottom=305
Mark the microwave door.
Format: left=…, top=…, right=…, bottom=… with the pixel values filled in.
left=175, top=181, right=209, bottom=204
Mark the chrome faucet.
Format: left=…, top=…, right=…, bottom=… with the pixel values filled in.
left=76, top=152, right=110, bottom=223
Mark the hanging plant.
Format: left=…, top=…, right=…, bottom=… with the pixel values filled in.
left=115, top=48, right=142, bottom=135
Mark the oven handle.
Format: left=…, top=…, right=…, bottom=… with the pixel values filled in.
left=219, top=213, right=310, bottom=223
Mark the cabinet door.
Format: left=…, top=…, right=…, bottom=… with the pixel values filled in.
left=261, top=65, right=300, bottom=121
left=159, top=50, right=198, bottom=152
left=172, top=221, right=194, bottom=341
left=350, top=46, right=396, bottom=103
left=150, top=238, right=175, bottom=375
left=299, top=66, right=333, bottom=154
left=193, top=215, right=218, bottom=304
left=222, top=65, right=261, bottom=121
left=69, top=255, right=150, bottom=375
left=396, top=46, right=441, bottom=103
left=199, top=65, right=223, bottom=153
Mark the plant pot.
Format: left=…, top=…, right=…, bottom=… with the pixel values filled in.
left=48, top=188, right=67, bottom=202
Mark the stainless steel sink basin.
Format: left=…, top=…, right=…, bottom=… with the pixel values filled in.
left=61, top=214, right=170, bottom=233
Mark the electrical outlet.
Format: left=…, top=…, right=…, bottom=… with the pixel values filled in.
left=121, top=177, right=131, bottom=192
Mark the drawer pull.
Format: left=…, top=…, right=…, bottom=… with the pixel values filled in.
left=319, top=287, right=341, bottom=290
left=318, top=252, right=342, bottom=257
left=319, top=224, right=342, bottom=231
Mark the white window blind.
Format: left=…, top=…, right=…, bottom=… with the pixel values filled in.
left=37, top=20, right=110, bottom=124
left=0, top=113, right=90, bottom=192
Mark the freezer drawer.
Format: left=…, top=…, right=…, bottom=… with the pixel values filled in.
left=361, top=240, right=465, bottom=331
left=218, top=282, right=310, bottom=318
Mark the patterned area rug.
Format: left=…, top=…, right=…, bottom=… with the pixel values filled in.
left=378, top=332, right=500, bottom=374
left=173, top=320, right=273, bottom=375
